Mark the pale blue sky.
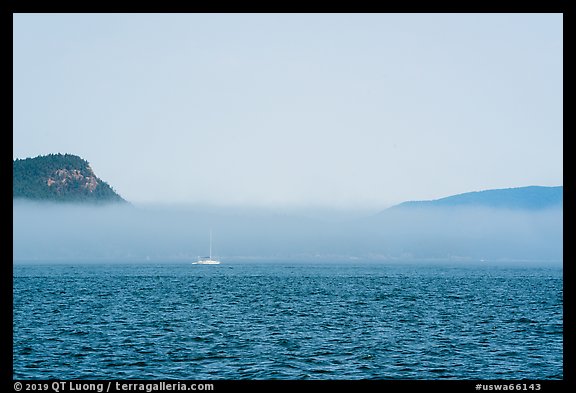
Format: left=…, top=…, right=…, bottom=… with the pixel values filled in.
left=13, top=13, right=563, bottom=209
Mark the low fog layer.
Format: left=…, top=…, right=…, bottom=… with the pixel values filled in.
left=13, top=201, right=562, bottom=264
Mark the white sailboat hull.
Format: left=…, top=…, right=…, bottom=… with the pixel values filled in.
left=192, top=259, right=221, bottom=265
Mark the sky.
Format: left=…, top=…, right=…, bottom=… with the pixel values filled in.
left=13, top=13, right=563, bottom=210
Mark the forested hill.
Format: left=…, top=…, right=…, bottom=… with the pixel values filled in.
left=387, top=186, right=562, bottom=211
left=13, top=153, right=126, bottom=204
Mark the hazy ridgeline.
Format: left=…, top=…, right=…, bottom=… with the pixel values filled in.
left=13, top=200, right=562, bottom=263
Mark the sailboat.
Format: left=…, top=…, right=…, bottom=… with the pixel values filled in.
left=192, top=230, right=221, bottom=265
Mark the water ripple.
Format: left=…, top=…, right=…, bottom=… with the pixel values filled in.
left=13, top=263, right=562, bottom=379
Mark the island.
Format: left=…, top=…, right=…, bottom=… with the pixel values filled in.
left=13, top=153, right=127, bottom=204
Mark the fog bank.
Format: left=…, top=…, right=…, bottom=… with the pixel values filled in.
left=13, top=201, right=562, bottom=264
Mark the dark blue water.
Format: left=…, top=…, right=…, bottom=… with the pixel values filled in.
left=13, top=262, right=563, bottom=379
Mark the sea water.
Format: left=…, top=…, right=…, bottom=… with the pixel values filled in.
left=13, top=262, right=563, bottom=379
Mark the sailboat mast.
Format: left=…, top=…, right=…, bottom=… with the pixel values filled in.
left=209, top=229, right=212, bottom=259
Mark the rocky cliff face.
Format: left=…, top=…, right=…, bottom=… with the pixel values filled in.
left=46, top=168, right=98, bottom=192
